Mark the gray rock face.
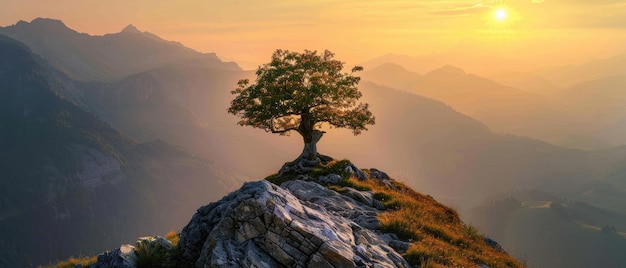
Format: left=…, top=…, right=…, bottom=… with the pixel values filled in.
left=318, top=173, right=342, bottom=184
left=178, top=180, right=409, bottom=268
left=93, top=244, right=137, bottom=268
left=72, top=145, right=124, bottom=188
left=344, top=164, right=368, bottom=180
left=368, top=168, right=390, bottom=180
left=92, top=236, right=172, bottom=268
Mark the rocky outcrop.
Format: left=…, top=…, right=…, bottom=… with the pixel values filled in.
left=93, top=236, right=172, bottom=268
left=93, top=244, right=137, bottom=268
left=81, top=164, right=520, bottom=267
left=178, top=179, right=409, bottom=268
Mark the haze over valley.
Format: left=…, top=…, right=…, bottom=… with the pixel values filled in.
left=1, top=1, right=626, bottom=266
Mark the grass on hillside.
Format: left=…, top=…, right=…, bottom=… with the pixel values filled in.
left=46, top=231, right=182, bottom=268
left=45, top=256, right=97, bottom=268
left=268, top=160, right=525, bottom=268
left=50, top=160, right=523, bottom=268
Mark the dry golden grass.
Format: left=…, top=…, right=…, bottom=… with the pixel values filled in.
left=267, top=160, right=523, bottom=266
left=165, top=231, right=180, bottom=247
left=44, top=256, right=97, bottom=268
left=345, top=173, right=524, bottom=268
left=47, top=231, right=182, bottom=268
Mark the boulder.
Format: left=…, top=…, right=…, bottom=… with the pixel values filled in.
left=178, top=180, right=409, bottom=268
left=318, top=173, right=342, bottom=184
left=344, top=163, right=368, bottom=180
left=92, top=244, right=137, bottom=268
left=91, top=236, right=173, bottom=268
left=369, top=168, right=390, bottom=180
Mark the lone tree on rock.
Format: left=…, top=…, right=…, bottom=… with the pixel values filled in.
left=228, top=49, right=375, bottom=173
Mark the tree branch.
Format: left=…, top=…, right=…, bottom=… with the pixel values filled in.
left=270, top=127, right=298, bottom=134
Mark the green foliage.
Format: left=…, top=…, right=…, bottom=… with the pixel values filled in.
left=228, top=49, right=375, bottom=150
left=334, top=179, right=372, bottom=191
left=135, top=241, right=171, bottom=268
left=373, top=192, right=393, bottom=202
left=266, top=159, right=356, bottom=185
left=310, top=159, right=352, bottom=179
left=380, top=218, right=424, bottom=242
left=135, top=234, right=185, bottom=268
left=465, top=225, right=481, bottom=240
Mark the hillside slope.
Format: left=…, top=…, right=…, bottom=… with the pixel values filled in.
left=1, top=19, right=595, bottom=211
left=0, top=35, right=242, bottom=267
left=0, top=18, right=240, bottom=81
left=361, top=64, right=571, bottom=147
left=468, top=189, right=626, bottom=267
left=68, top=160, right=523, bottom=268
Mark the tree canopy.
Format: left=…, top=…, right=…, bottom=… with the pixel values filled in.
left=228, top=49, right=375, bottom=165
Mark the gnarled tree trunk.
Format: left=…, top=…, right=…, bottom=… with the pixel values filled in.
left=278, top=110, right=326, bottom=176
left=299, top=129, right=324, bottom=161
left=297, top=110, right=322, bottom=160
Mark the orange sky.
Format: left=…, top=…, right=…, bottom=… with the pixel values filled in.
left=2, top=0, right=626, bottom=70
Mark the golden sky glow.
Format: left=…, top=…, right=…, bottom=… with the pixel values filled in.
left=1, top=0, right=626, bottom=70
left=495, top=8, right=508, bottom=20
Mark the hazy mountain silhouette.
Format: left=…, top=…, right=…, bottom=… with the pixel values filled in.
left=552, top=75, right=626, bottom=148
left=465, top=143, right=626, bottom=267
left=361, top=54, right=626, bottom=150
left=468, top=189, right=626, bottom=268
left=78, top=64, right=297, bottom=177
left=341, top=82, right=592, bottom=208
left=4, top=18, right=626, bottom=267
left=540, top=54, right=626, bottom=88
left=77, top=63, right=595, bottom=211
left=361, top=53, right=540, bottom=78
left=361, top=62, right=422, bottom=91
left=0, top=35, right=243, bottom=267
left=361, top=63, right=575, bottom=148
left=21, top=24, right=594, bottom=211
left=0, top=18, right=240, bottom=81
left=488, top=70, right=562, bottom=95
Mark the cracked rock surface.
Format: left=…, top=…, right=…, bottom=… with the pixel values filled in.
left=178, top=180, right=409, bottom=268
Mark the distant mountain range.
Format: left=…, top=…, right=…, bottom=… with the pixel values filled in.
left=361, top=61, right=626, bottom=150
left=2, top=18, right=626, bottom=267
left=0, top=33, right=241, bottom=267
left=0, top=18, right=240, bottom=81
left=468, top=189, right=626, bottom=268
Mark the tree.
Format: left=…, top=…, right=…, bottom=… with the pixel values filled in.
left=228, top=49, right=375, bottom=172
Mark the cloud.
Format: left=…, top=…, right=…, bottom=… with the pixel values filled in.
left=430, top=3, right=491, bottom=16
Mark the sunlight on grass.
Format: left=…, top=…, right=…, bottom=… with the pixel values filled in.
left=267, top=160, right=523, bottom=267
left=342, top=176, right=524, bottom=267
left=45, top=256, right=97, bottom=268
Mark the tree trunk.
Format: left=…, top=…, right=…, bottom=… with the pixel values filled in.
left=277, top=110, right=326, bottom=176
left=299, top=129, right=324, bottom=160
left=297, top=110, right=320, bottom=160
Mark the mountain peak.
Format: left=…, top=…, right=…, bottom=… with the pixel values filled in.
left=20, top=18, right=72, bottom=32
left=3, top=18, right=78, bottom=37
left=121, top=24, right=142, bottom=34
left=30, top=17, right=66, bottom=26
left=371, top=62, right=411, bottom=73
left=87, top=160, right=522, bottom=267
left=425, top=64, right=466, bottom=79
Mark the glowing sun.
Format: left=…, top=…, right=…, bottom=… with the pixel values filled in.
left=495, top=8, right=508, bottom=21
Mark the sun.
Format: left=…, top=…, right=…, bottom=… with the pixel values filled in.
left=480, top=3, right=519, bottom=37
left=495, top=8, right=508, bottom=21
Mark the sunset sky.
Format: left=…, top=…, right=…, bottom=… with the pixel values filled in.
left=2, top=0, right=626, bottom=70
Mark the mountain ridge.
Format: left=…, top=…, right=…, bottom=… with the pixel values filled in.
left=0, top=34, right=243, bottom=267
left=72, top=160, right=523, bottom=268
left=0, top=18, right=240, bottom=81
